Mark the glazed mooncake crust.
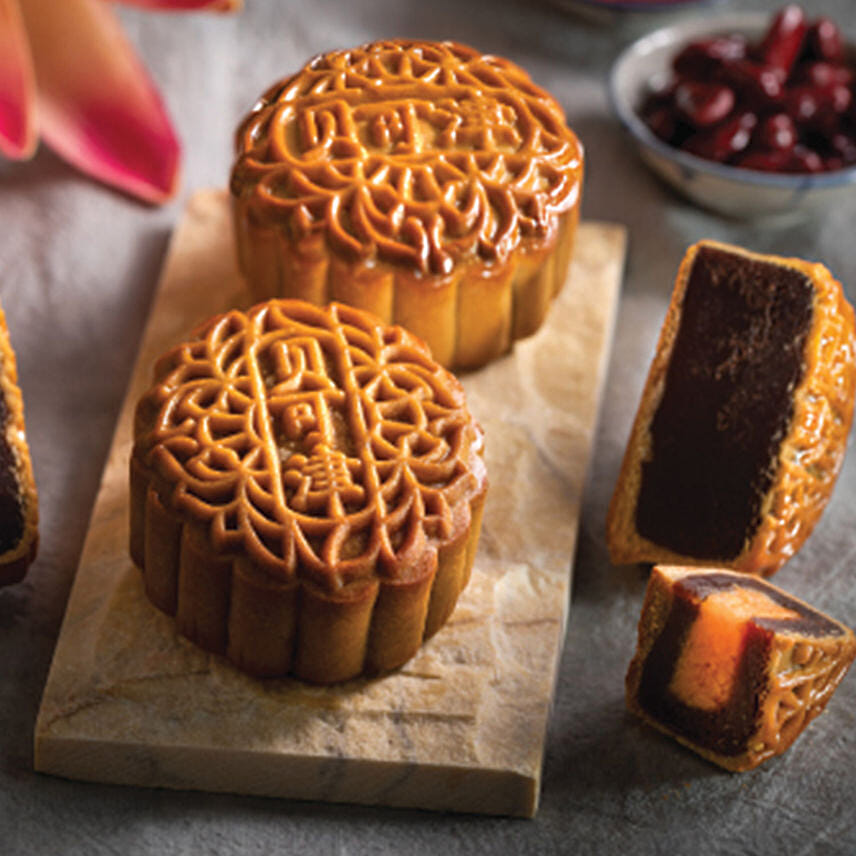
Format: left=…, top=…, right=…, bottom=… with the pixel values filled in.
left=626, top=566, right=856, bottom=772
left=130, top=299, right=487, bottom=683
left=607, top=240, right=856, bottom=576
left=0, top=304, right=38, bottom=587
left=230, top=39, right=583, bottom=369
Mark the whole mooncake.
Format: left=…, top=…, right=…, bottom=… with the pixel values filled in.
left=626, top=566, right=856, bottom=772
left=130, top=300, right=487, bottom=683
left=230, top=39, right=584, bottom=370
left=607, top=240, right=856, bottom=576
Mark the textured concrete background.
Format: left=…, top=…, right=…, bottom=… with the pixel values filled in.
left=2, top=0, right=856, bottom=853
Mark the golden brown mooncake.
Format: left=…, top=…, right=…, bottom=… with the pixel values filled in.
left=626, top=565, right=856, bottom=772
left=607, top=240, right=856, bottom=577
left=0, top=303, right=38, bottom=587
left=230, top=39, right=584, bottom=370
left=129, top=299, right=487, bottom=684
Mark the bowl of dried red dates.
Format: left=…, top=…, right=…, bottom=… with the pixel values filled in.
left=609, top=5, right=856, bottom=217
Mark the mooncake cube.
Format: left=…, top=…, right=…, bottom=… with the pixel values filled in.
left=230, top=39, right=584, bottom=370
left=130, top=299, right=487, bottom=684
left=608, top=240, right=856, bottom=576
left=626, top=565, right=856, bottom=772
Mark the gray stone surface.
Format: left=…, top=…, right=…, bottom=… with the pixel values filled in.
left=2, top=0, right=855, bottom=853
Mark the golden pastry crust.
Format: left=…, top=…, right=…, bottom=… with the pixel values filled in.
left=130, top=299, right=487, bottom=683
left=0, top=304, right=38, bottom=587
left=607, top=240, right=856, bottom=576
left=626, top=566, right=856, bottom=772
left=230, top=39, right=583, bottom=369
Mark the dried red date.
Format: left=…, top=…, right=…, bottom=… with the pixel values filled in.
left=639, top=5, right=856, bottom=175
left=736, top=146, right=822, bottom=173
left=683, top=112, right=758, bottom=162
left=787, top=145, right=824, bottom=172
left=795, top=61, right=853, bottom=89
left=758, top=5, right=807, bottom=76
left=829, top=132, right=856, bottom=163
left=829, top=85, right=852, bottom=113
left=674, top=82, right=735, bottom=127
left=735, top=149, right=792, bottom=172
left=786, top=84, right=852, bottom=134
left=757, top=113, right=798, bottom=151
left=644, top=106, right=679, bottom=144
left=718, top=60, right=784, bottom=105
left=672, top=36, right=748, bottom=79
left=806, top=17, right=844, bottom=63
left=785, top=87, right=821, bottom=123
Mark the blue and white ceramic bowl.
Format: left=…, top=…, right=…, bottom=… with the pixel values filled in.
left=551, top=0, right=724, bottom=25
left=562, top=0, right=719, bottom=12
left=609, top=12, right=856, bottom=218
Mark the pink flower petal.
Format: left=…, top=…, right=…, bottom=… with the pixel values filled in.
left=19, top=0, right=181, bottom=204
left=0, top=0, right=37, bottom=159
left=113, top=0, right=242, bottom=10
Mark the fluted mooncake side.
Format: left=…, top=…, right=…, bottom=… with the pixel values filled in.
left=130, top=299, right=487, bottom=683
left=230, top=39, right=584, bottom=370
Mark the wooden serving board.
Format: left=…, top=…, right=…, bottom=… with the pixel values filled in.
left=34, top=189, right=626, bottom=817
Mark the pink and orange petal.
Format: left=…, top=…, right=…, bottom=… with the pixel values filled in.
left=113, top=0, right=242, bottom=10
left=3, top=0, right=239, bottom=202
left=0, top=0, right=36, bottom=159
left=19, top=0, right=181, bottom=204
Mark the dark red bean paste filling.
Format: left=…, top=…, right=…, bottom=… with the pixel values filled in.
left=637, top=572, right=844, bottom=756
left=635, top=245, right=813, bottom=560
left=0, top=390, right=23, bottom=554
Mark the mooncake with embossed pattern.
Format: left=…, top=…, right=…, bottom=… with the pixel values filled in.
left=130, top=299, right=487, bottom=683
left=230, top=40, right=584, bottom=370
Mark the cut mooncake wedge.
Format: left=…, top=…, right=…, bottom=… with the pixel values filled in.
left=626, top=565, right=856, bottom=772
left=607, top=240, right=856, bottom=576
left=0, top=303, right=38, bottom=586
left=130, top=299, right=487, bottom=684
left=230, top=39, right=584, bottom=370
